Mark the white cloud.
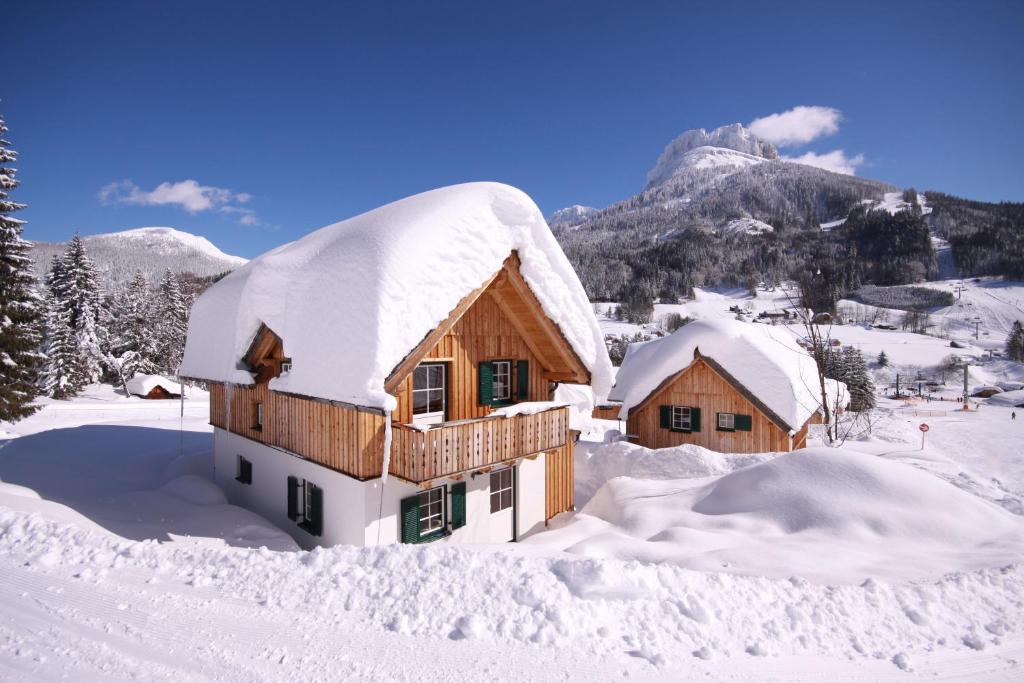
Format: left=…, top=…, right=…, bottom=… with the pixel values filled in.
left=99, top=179, right=258, bottom=225
left=749, top=106, right=841, bottom=147
left=783, top=150, right=865, bottom=175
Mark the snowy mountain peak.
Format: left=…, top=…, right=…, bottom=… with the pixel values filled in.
left=29, top=227, right=248, bottom=287
left=92, top=227, right=248, bottom=266
left=547, top=204, right=599, bottom=228
left=646, top=123, right=779, bottom=189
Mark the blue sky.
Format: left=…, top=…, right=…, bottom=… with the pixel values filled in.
left=6, top=0, right=1023, bottom=258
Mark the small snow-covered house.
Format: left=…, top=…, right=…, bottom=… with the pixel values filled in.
left=180, top=183, right=612, bottom=548
left=126, top=374, right=182, bottom=399
left=608, top=319, right=833, bottom=453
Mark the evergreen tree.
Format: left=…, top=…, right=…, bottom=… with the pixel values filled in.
left=108, top=270, right=160, bottom=382
left=154, top=268, right=189, bottom=373
left=876, top=349, right=889, bottom=367
left=61, top=234, right=107, bottom=384
left=1007, top=321, right=1024, bottom=362
left=41, top=256, right=82, bottom=398
left=0, top=113, right=45, bottom=420
left=840, top=346, right=876, bottom=411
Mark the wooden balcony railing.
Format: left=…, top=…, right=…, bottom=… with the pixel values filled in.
left=389, top=405, right=570, bottom=483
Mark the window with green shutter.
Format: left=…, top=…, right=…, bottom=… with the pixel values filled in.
left=661, top=405, right=701, bottom=432
left=287, top=475, right=299, bottom=521
left=479, top=360, right=516, bottom=406
left=450, top=482, right=466, bottom=529
left=716, top=412, right=736, bottom=431
left=399, top=486, right=447, bottom=543
left=288, top=475, right=323, bottom=536
left=400, top=494, right=420, bottom=543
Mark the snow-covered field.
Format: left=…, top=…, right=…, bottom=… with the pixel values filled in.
left=2, top=361, right=1024, bottom=679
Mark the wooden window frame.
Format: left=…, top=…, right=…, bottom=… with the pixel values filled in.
left=671, top=405, right=692, bottom=432
left=489, top=467, right=514, bottom=513
left=717, top=412, right=736, bottom=432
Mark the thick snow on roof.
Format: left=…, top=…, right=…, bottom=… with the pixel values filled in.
left=180, top=183, right=612, bottom=411
left=608, top=319, right=823, bottom=429
left=126, top=374, right=182, bottom=396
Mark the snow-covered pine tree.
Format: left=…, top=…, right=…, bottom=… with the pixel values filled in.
left=61, top=234, right=108, bottom=385
left=876, top=349, right=889, bottom=367
left=41, top=255, right=82, bottom=398
left=0, top=113, right=46, bottom=420
left=1007, top=321, right=1024, bottom=362
left=841, top=346, right=876, bottom=411
left=154, top=268, right=189, bottom=374
left=108, top=270, right=160, bottom=383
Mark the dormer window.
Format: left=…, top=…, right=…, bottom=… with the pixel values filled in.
left=280, top=359, right=292, bottom=374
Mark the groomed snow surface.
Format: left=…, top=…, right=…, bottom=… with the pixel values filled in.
left=180, top=182, right=613, bottom=411
left=3, top=381, right=1024, bottom=680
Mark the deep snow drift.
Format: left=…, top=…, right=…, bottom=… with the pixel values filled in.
left=535, top=445, right=1024, bottom=583
left=180, top=182, right=613, bottom=410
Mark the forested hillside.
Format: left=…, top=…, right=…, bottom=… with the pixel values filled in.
left=926, top=192, right=1024, bottom=278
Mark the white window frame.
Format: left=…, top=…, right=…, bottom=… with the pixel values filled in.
left=492, top=360, right=512, bottom=401
left=718, top=412, right=735, bottom=430
left=671, top=405, right=691, bottom=431
left=418, top=486, right=445, bottom=537
left=255, top=402, right=264, bottom=430
left=412, top=363, right=446, bottom=424
left=489, top=468, right=514, bottom=513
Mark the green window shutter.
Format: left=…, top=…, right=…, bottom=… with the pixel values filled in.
left=240, top=458, right=252, bottom=484
left=735, top=414, right=753, bottom=431
left=691, top=407, right=702, bottom=432
left=516, top=360, right=530, bottom=400
left=450, top=482, right=466, bottom=529
left=659, top=405, right=672, bottom=429
left=478, top=362, right=494, bottom=406
left=309, top=485, right=323, bottom=536
left=400, top=494, right=420, bottom=543
left=287, top=476, right=298, bottom=521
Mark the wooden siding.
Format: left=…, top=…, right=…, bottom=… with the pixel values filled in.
left=592, top=404, right=622, bottom=421
left=390, top=406, right=569, bottom=482
left=626, top=357, right=801, bottom=453
left=545, top=444, right=574, bottom=521
left=208, top=381, right=385, bottom=479
left=391, top=289, right=551, bottom=424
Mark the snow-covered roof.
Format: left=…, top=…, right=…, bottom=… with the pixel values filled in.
left=180, top=182, right=613, bottom=411
left=126, top=374, right=182, bottom=396
left=608, top=319, right=825, bottom=429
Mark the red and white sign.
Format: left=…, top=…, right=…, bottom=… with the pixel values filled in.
left=919, top=423, right=930, bottom=433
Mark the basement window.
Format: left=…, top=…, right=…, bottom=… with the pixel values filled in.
left=236, top=455, right=253, bottom=485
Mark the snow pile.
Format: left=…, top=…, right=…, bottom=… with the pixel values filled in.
left=181, top=183, right=612, bottom=410
left=609, top=318, right=825, bottom=429
left=989, top=389, right=1024, bottom=407
left=536, top=447, right=1024, bottom=583
left=574, top=439, right=774, bottom=507
left=3, top=504, right=1023, bottom=678
left=126, top=374, right=182, bottom=396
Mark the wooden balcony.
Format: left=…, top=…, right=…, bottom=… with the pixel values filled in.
left=390, top=405, right=570, bottom=483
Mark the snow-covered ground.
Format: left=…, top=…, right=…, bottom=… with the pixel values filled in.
left=2, top=369, right=1024, bottom=679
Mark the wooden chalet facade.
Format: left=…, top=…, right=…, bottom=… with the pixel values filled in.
left=623, top=351, right=813, bottom=453
left=197, top=253, right=587, bottom=548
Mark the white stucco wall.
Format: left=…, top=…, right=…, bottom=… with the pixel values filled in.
left=215, top=428, right=556, bottom=548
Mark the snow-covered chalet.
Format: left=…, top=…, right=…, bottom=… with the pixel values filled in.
left=608, top=319, right=839, bottom=453
left=180, top=183, right=613, bottom=548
